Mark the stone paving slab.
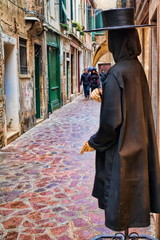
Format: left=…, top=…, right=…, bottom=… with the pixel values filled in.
left=0, top=95, right=156, bottom=239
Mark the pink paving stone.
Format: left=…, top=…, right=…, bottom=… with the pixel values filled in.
left=29, top=196, right=51, bottom=204
left=23, top=220, right=35, bottom=227
left=67, top=205, right=82, bottom=211
left=0, top=201, right=29, bottom=209
left=12, top=210, right=32, bottom=216
left=39, top=222, right=57, bottom=227
left=2, top=217, right=23, bottom=229
left=85, top=212, right=105, bottom=225
left=0, top=230, right=4, bottom=234
left=36, top=182, right=48, bottom=187
left=5, top=231, right=18, bottom=240
left=40, top=177, right=53, bottom=181
left=23, top=228, right=45, bottom=234
left=35, top=219, right=50, bottom=224
left=27, top=212, right=42, bottom=221
left=39, top=190, right=53, bottom=196
left=61, top=199, right=71, bottom=205
left=47, top=201, right=59, bottom=206
left=19, top=234, right=33, bottom=240
left=55, top=217, right=67, bottom=223
left=41, top=168, right=54, bottom=173
left=57, top=235, right=73, bottom=240
left=64, top=188, right=75, bottom=194
left=72, top=193, right=88, bottom=201
left=63, top=211, right=77, bottom=217
left=32, top=203, right=47, bottom=210
left=55, top=193, right=67, bottom=198
left=19, top=192, right=38, bottom=198
left=39, top=208, right=51, bottom=213
left=50, top=225, right=69, bottom=236
left=74, top=228, right=95, bottom=240
left=72, top=218, right=89, bottom=227
left=0, top=210, right=14, bottom=216
left=42, top=213, right=57, bottom=219
left=70, top=181, right=78, bottom=187
left=35, top=234, right=53, bottom=240
left=53, top=187, right=61, bottom=192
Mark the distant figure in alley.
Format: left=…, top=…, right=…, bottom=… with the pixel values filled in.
left=80, top=68, right=90, bottom=99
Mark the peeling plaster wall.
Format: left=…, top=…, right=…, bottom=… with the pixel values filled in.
left=0, top=0, right=48, bottom=146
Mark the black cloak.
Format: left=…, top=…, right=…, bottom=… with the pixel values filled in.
left=88, top=29, right=160, bottom=231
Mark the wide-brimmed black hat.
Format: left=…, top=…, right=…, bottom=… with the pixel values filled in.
left=84, top=8, right=155, bottom=32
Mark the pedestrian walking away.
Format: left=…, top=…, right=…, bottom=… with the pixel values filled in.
left=99, top=69, right=106, bottom=87
left=89, top=69, right=100, bottom=92
left=80, top=68, right=90, bottom=99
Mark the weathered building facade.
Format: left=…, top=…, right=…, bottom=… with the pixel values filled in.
left=0, top=0, right=95, bottom=147
left=0, top=0, right=47, bottom=146
left=134, top=0, right=160, bottom=238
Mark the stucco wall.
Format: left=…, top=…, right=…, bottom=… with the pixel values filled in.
left=96, top=0, right=117, bottom=10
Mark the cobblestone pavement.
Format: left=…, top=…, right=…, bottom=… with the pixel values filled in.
left=0, top=95, right=156, bottom=240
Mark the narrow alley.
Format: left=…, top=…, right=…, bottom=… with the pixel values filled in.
left=0, top=96, right=155, bottom=240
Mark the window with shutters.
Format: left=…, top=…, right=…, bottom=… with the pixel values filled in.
left=60, top=0, right=67, bottom=23
left=70, top=0, right=73, bottom=21
left=86, top=3, right=92, bottom=29
left=19, top=38, right=28, bottom=74
left=95, top=9, right=103, bottom=29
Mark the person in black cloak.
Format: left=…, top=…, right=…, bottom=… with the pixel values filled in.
left=80, top=8, right=160, bottom=232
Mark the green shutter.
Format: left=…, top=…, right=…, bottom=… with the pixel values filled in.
left=96, top=10, right=103, bottom=28
left=95, top=9, right=105, bottom=35
left=60, top=0, right=67, bottom=23
left=70, top=0, right=73, bottom=20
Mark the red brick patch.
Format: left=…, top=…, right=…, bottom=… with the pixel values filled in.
left=55, top=193, right=67, bottom=198
left=50, top=225, right=68, bottom=236
left=4, top=231, right=18, bottom=239
left=19, top=192, right=37, bottom=198
left=23, top=228, right=45, bottom=234
left=23, top=220, right=35, bottom=227
left=2, top=217, right=23, bottom=229
left=27, top=212, right=42, bottom=221
left=0, top=210, right=14, bottom=216
left=29, top=196, right=51, bottom=204
left=57, top=236, right=73, bottom=240
left=40, top=191, right=53, bottom=196
left=35, top=234, right=53, bottom=240
left=19, top=234, right=33, bottom=240
left=0, top=201, right=29, bottom=209
left=39, top=222, right=57, bottom=228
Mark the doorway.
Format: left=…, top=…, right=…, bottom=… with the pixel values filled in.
left=71, top=53, right=74, bottom=94
left=34, top=44, right=41, bottom=119
left=66, top=60, right=69, bottom=99
left=4, top=42, right=20, bottom=140
left=47, top=45, right=61, bottom=113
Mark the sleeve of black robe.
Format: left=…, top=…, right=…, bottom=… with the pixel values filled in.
left=88, top=72, right=122, bottom=152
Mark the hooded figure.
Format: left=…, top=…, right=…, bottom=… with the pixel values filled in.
left=83, top=27, right=160, bottom=231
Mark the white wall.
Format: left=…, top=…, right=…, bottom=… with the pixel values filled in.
left=3, top=35, right=20, bottom=131
left=95, top=0, right=117, bottom=10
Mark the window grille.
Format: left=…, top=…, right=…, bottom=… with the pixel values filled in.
left=19, top=38, right=28, bottom=74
